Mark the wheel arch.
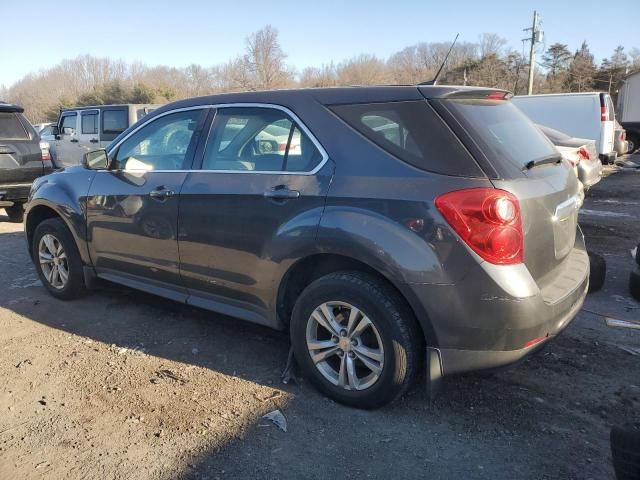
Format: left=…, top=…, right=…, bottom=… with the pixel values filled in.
left=276, top=253, right=437, bottom=346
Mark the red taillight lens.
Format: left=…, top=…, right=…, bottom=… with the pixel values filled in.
left=435, top=188, right=524, bottom=265
left=601, top=106, right=608, bottom=122
left=621, top=131, right=626, bottom=141
left=486, top=91, right=507, bottom=100
left=577, top=147, right=590, bottom=161
left=39, top=141, right=51, bottom=163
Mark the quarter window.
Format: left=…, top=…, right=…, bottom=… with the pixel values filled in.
left=112, top=109, right=204, bottom=171
left=81, top=111, right=98, bottom=135
left=202, top=107, right=323, bottom=172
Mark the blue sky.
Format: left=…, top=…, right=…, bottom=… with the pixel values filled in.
left=1, top=0, right=638, bottom=87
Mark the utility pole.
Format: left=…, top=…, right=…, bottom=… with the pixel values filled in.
left=523, top=10, right=541, bottom=95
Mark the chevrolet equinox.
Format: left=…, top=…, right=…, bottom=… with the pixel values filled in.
left=25, top=86, right=589, bottom=409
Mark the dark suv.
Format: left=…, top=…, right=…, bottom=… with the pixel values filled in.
left=25, top=86, right=588, bottom=408
left=1, top=103, right=53, bottom=222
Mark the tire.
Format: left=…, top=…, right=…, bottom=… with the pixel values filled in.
left=32, top=217, right=86, bottom=300
left=588, top=252, right=606, bottom=293
left=610, top=425, right=640, bottom=480
left=634, top=244, right=640, bottom=267
left=290, top=271, right=422, bottom=409
left=4, top=203, right=24, bottom=223
left=630, top=269, right=640, bottom=302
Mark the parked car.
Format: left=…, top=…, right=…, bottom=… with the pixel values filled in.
left=32, top=122, right=54, bottom=135
left=536, top=124, right=602, bottom=189
left=50, top=104, right=162, bottom=167
left=614, top=121, right=630, bottom=156
left=513, top=92, right=617, bottom=163
left=25, top=87, right=588, bottom=409
left=616, top=70, right=640, bottom=151
left=0, top=102, right=53, bottom=222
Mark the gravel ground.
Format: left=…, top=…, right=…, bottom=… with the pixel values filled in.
left=1, top=157, right=639, bottom=480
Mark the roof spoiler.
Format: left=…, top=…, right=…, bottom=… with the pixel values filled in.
left=0, top=102, right=24, bottom=113
left=418, top=34, right=459, bottom=86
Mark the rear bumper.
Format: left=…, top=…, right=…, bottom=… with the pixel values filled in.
left=407, top=230, right=589, bottom=376
left=435, top=279, right=586, bottom=375
left=0, top=183, right=33, bottom=206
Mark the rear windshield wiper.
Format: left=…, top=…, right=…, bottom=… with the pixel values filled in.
left=524, top=153, right=562, bottom=170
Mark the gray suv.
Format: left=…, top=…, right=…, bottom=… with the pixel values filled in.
left=25, top=86, right=588, bottom=409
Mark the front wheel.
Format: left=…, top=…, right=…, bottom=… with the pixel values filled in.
left=32, top=218, right=86, bottom=300
left=290, top=272, right=422, bottom=409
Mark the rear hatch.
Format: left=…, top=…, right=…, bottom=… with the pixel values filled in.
left=428, top=90, right=581, bottom=286
left=0, top=104, right=43, bottom=184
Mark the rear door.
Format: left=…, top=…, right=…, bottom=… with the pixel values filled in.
left=55, top=111, right=81, bottom=166
left=100, top=106, right=129, bottom=149
left=78, top=109, right=101, bottom=155
left=434, top=95, right=581, bottom=284
left=177, top=105, right=332, bottom=322
left=87, top=107, right=208, bottom=299
left=0, top=111, right=42, bottom=184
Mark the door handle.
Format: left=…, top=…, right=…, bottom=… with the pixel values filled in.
left=150, top=188, right=176, bottom=199
left=70, top=138, right=79, bottom=143
left=0, top=146, right=15, bottom=154
left=90, top=139, right=99, bottom=143
left=264, top=187, right=300, bottom=199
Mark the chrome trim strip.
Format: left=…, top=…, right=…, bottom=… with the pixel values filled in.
left=106, top=103, right=329, bottom=176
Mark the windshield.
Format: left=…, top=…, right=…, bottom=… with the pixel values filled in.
left=442, top=99, right=557, bottom=169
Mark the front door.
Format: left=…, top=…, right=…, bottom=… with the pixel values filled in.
left=178, top=106, right=333, bottom=325
left=55, top=111, right=81, bottom=166
left=86, top=108, right=208, bottom=301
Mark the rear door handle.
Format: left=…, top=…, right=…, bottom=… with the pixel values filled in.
left=264, top=187, right=300, bottom=199
left=90, top=139, right=99, bottom=143
left=0, top=146, right=15, bottom=154
left=150, top=187, right=176, bottom=199
left=70, top=138, right=79, bottom=143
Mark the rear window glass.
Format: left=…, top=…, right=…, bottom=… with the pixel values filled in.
left=103, top=109, right=128, bottom=133
left=441, top=99, right=556, bottom=170
left=330, top=101, right=482, bottom=177
left=0, top=112, right=28, bottom=139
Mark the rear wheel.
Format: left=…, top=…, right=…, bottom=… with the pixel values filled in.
left=4, top=203, right=24, bottom=223
left=290, top=271, right=421, bottom=409
left=32, top=218, right=86, bottom=300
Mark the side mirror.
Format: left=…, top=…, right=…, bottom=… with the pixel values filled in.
left=82, top=149, right=110, bottom=170
left=62, top=127, right=75, bottom=136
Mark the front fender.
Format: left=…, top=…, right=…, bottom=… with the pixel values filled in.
left=25, top=168, right=96, bottom=265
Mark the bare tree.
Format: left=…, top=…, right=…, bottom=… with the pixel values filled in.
left=244, top=25, right=292, bottom=90
left=337, top=54, right=391, bottom=85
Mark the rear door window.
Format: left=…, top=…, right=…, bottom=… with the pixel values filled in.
left=81, top=111, right=99, bottom=134
left=0, top=112, right=28, bottom=139
left=202, top=107, right=323, bottom=173
left=330, top=101, right=483, bottom=177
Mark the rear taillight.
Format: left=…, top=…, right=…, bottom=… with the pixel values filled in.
left=621, top=131, right=626, bottom=141
left=577, top=147, right=590, bottom=161
left=601, top=106, right=608, bottom=122
left=435, top=188, right=524, bottom=265
left=39, top=141, right=52, bottom=164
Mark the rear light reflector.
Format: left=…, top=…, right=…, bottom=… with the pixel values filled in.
left=577, top=147, right=590, bottom=161
left=601, top=106, right=608, bottom=122
left=435, top=188, right=523, bottom=265
left=524, top=334, right=548, bottom=349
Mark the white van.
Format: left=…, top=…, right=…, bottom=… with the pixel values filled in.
left=50, top=104, right=162, bottom=167
left=512, top=92, right=616, bottom=163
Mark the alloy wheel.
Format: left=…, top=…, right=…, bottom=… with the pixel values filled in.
left=306, top=301, right=385, bottom=391
left=38, top=234, right=69, bottom=290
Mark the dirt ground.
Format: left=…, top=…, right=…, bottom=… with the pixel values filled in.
left=1, top=157, right=640, bottom=480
